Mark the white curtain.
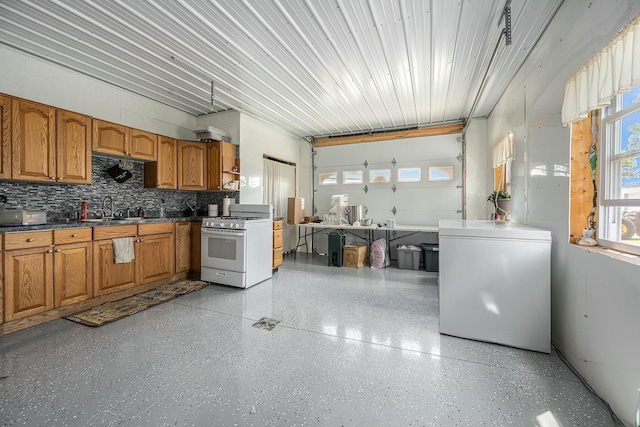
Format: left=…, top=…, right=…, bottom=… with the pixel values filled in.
left=492, top=132, right=515, bottom=167
left=562, top=13, right=640, bottom=125
left=263, top=158, right=296, bottom=252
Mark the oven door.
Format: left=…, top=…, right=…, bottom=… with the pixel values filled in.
left=201, top=228, right=246, bottom=273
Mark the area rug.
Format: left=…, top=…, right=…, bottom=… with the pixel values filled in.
left=65, top=280, right=208, bottom=327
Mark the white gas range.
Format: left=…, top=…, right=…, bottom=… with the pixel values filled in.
left=200, top=204, right=273, bottom=288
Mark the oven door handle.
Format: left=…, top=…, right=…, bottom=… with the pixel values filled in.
left=201, top=228, right=246, bottom=237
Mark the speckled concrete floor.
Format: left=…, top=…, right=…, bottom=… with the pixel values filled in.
left=0, top=254, right=615, bottom=426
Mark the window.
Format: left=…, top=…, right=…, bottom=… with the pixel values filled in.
left=398, top=167, right=421, bottom=182
left=343, top=170, right=363, bottom=184
left=319, top=172, right=337, bottom=185
left=369, top=169, right=390, bottom=183
left=428, top=166, right=454, bottom=182
left=599, top=86, right=640, bottom=255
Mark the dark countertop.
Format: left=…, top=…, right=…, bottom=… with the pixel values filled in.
left=0, top=216, right=205, bottom=233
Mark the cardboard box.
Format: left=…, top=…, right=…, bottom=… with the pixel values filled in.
left=343, top=245, right=366, bottom=268
left=287, top=197, right=305, bottom=225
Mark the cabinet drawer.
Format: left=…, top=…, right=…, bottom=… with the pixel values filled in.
left=93, top=224, right=137, bottom=240
left=273, top=220, right=283, bottom=230
left=138, top=222, right=173, bottom=236
left=54, top=227, right=92, bottom=244
left=4, top=230, right=53, bottom=250
left=273, top=248, right=283, bottom=268
left=273, top=229, right=283, bottom=249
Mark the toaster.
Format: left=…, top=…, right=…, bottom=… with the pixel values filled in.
left=0, top=210, right=47, bottom=226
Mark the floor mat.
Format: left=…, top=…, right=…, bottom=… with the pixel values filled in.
left=65, top=280, right=208, bottom=327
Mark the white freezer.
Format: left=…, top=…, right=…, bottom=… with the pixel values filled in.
left=438, top=220, right=552, bottom=353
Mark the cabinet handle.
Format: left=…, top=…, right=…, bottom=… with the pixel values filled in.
left=124, top=151, right=129, bottom=156
left=72, top=234, right=78, bottom=237
left=47, top=249, right=53, bottom=253
left=55, top=249, right=62, bottom=253
left=139, top=239, right=144, bottom=242
left=128, top=153, right=133, bottom=156
left=26, top=238, right=34, bottom=242
left=50, top=176, right=56, bottom=180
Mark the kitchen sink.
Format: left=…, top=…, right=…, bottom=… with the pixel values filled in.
left=83, top=217, right=143, bottom=223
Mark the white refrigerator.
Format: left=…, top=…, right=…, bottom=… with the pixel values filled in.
left=438, top=220, right=551, bottom=353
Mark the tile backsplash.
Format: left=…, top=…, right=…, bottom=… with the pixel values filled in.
left=0, top=156, right=239, bottom=221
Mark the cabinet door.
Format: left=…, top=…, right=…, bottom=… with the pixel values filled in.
left=177, top=141, right=206, bottom=190
left=11, top=99, right=56, bottom=181
left=145, top=136, right=177, bottom=189
left=130, top=129, right=157, bottom=161
left=92, top=119, right=130, bottom=156
left=0, top=95, right=10, bottom=179
left=93, top=239, right=137, bottom=296
left=137, top=233, right=175, bottom=284
left=191, top=222, right=202, bottom=272
left=4, top=247, right=53, bottom=321
left=175, top=222, right=191, bottom=273
left=207, top=141, right=222, bottom=190
left=56, top=110, right=92, bottom=184
left=54, top=241, right=92, bottom=307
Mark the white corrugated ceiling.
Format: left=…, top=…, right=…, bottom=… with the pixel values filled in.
left=0, top=0, right=562, bottom=138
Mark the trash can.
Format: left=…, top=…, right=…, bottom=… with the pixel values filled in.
left=328, top=230, right=347, bottom=266
left=421, top=243, right=439, bottom=272
left=397, top=245, right=421, bottom=270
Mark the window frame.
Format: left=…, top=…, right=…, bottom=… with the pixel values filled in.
left=598, top=94, right=640, bottom=256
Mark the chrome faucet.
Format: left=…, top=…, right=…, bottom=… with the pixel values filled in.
left=102, top=195, right=114, bottom=219
left=187, top=201, right=197, bottom=213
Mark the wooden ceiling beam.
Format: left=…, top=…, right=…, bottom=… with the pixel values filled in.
left=314, top=122, right=464, bottom=147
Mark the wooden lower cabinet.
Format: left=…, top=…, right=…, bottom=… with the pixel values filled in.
left=190, top=221, right=202, bottom=273
left=54, top=242, right=92, bottom=307
left=273, top=220, right=283, bottom=269
left=93, top=239, right=137, bottom=296
left=175, top=222, right=191, bottom=274
left=137, top=232, right=174, bottom=284
left=4, top=246, right=53, bottom=321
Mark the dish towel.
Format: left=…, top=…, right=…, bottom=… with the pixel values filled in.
left=112, top=237, right=135, bottom=264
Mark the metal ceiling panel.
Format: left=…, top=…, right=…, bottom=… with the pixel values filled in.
left=0, top=0, right=562, bottom=138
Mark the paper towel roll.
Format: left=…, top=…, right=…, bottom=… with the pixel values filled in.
left=222, top=198, right=231, bottom=216
left=208, top=204, right=218, bottom=217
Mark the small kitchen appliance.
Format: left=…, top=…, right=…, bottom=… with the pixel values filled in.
left=0, top=210, right=47, bottom=226
left=201, top=204, right=273, bottom=288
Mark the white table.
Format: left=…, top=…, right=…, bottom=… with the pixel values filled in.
left=295, top=223, right=378, bottom=258
left=295, top=223, right=439, bottom=265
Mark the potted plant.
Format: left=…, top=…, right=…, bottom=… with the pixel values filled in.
left=487, top=191, right=511, bottom=218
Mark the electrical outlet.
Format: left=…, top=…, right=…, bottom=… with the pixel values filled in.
left=0, top=195, right=7, bottom=203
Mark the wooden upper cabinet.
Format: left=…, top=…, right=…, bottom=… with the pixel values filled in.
left=11, top=99, right=56, bottom=181
left=0, top=95, right=11, bottom=179
left=92, top=119, right=130, bottom=157
left=93, top=119, right=158, bottom=161
left=207, top=140, right=239, bottom=191
left=130, top=129, right=157, bottom=161
left=177, top=140, right=207, bottom=190
left=144, top=136, right=177, bottom=189
left=56, top=110, right=92, bottom=184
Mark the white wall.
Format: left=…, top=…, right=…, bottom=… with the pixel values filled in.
left=0, top=45, right=195, bottom=139
left=464, top=119, right=489, bottom=220
left=197, top=111, right=311, bottom=251
left=314, top=135, right=463, bottom=226
left=485, top=1, right=640, bottom=424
